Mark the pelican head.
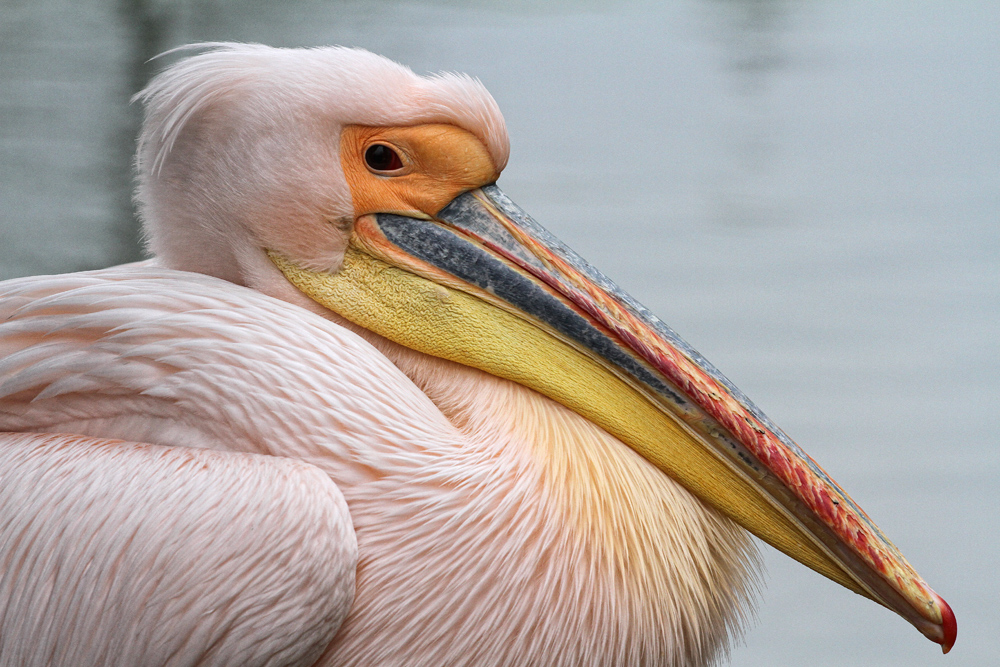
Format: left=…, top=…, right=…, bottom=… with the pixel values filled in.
left=136, top=45, right=507, bottom=291
left=134, top=43, right=954, bottom=663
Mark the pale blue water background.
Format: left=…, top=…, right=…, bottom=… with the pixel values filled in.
left=1, top=1, right=997, bottom=665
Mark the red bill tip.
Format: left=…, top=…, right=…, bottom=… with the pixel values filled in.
left=934, top=592, right=957, bottom=654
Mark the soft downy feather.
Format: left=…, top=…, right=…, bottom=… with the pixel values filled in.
left=0, top=266, right=759, bottom=666
left=0, top=432, right=356, bottom=667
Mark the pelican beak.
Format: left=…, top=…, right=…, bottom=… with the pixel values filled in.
left=272, top=184, right=955, bottom=653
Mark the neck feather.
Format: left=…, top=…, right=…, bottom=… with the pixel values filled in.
left=323, top=335, right=760, bottom=667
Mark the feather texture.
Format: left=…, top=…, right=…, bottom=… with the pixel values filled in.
left=0, top=432, right=355, bottom=667
left=0, top=266, right=758, bottom=666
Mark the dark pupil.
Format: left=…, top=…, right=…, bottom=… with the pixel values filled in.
left=365, top=144, right=402, bottom=171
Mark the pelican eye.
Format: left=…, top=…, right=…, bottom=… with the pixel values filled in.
left=364, top=144, right=404, bottom=172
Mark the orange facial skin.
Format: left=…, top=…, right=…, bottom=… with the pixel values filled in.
left=340, top=124, right=500, bottom=220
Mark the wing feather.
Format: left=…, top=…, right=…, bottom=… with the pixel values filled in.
left=0, top=432, right=356, bottom=667
left=0, top=266, right=449, bottom=664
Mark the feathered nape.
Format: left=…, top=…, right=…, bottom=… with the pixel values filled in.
left=134, top=43, right=509, bottom=178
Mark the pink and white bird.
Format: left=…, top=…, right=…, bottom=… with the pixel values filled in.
left=0, top=44, right=954, bottom=666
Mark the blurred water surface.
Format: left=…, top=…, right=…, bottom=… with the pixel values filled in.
left=1, top=1, right=998, bottom=665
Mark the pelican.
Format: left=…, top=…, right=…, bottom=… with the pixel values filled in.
left=0, top=44, right=954, bottom=666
